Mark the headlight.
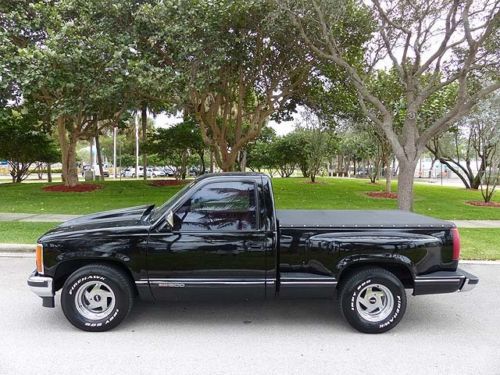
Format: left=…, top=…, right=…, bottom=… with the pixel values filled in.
left=36, top=244, right=44, bottom=274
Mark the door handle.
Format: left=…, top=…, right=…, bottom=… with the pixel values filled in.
left=245, top=241, right=264, bottom=250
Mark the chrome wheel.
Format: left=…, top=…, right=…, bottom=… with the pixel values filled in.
left=355, top=283, right=394, bottom=322
left=74, top=281, right=116, bottom=321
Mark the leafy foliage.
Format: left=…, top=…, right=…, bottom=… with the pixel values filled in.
left=147, top=118, right=206, bottom=179
left=0, top=108, right=59, bottom=182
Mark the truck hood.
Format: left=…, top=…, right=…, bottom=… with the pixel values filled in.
left=48, top=204, right=154, bottom=234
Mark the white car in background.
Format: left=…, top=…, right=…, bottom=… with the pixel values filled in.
left=120, top=166, right=152, bottom=178
left=152, top=167, right=166, bottom=177
left=120, top=167, right=134, bottom=178
left=164, top=165, right=177, bottom=177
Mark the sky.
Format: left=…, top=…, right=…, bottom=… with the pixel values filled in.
left=153, top=111, right=298, bottom=136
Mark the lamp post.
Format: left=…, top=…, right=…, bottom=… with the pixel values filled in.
left=135, top=115, right=139, bottom=179
left=113, top=126, right=117, bottom=179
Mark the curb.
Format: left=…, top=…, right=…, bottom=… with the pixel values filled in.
left=459, top=259, right=500, bottom=265
left=0, top=244, right=35, bottom=253
left=0, top=252, right=35, bottom=258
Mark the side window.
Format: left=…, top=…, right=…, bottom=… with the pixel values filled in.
left=174, top=181, right=257, bottom=231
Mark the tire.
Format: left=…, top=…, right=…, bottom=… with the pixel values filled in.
left=61, top=264, right=134, bottom=332
left=339, top=267, right=406, bottom=334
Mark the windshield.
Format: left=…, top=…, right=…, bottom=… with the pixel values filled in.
left=148, top=180, right=197, bottom=222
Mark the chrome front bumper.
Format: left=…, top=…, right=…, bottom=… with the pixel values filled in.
left=27, top=270, right=55, bottom=307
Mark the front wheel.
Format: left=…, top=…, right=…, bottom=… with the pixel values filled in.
left=339, top=267, right=406, bottom=333
left=61, top=264, right=134, bottom=332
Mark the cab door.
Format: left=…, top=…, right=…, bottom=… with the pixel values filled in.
left=147, top=179, right=271, bottom=300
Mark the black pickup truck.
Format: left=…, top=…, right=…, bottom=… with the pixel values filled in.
left=28, top=172, right=478, bottom=333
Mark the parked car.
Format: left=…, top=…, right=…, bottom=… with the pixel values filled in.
left=152, top=167, right=166, bottom=178
left=120, top=166, right=152, bottom=178
left=120, top=167, right=134, bottom=178
left=28, top=172, right=477, bottom=332
left=188, top=166, right=201, bottom=176
left=80, top=165, right=92, bottom=177
left=81, top=164, right=109, bottom=177
left=163, top=165, right=177, bottom=177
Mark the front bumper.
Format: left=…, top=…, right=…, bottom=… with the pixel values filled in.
left=27, top=270, right=55, bottom=307
left=413, top=267, right=479, bottom=296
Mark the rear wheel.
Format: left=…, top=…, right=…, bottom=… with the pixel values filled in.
left=339, top=267, right=406, bottom=333
left=61, top=264, right=134, bottom=332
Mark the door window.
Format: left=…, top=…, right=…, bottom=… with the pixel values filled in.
left=174, top=181, right=257, bottom=231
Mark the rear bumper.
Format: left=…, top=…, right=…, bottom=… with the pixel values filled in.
left=413, top=268, right=479, bottom=296
left=27, top=270, right=55, bottom=307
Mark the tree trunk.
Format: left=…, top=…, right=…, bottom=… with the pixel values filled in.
left=199, top=150, right=206, bottom=174
left=95, top=131, right=105, bottom=181
left=57, top=117, right=79, bottom=187
left=209, top=150, right=214, bottom=173
left=240, top=150, right=247, bottom=172
left=397, top=160, right=418, bottom=211
left=385, top=156, right=392, bottom=193
left=141, top=104, right=148, bottom=181
left=47, top=163, right=52, bottom=183
left=65, top=138, right=79, bottom=187
left=37, top=163, right=43, bottom=180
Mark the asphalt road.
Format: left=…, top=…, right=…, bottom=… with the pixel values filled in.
left=1, top=258, right=499, bottom=375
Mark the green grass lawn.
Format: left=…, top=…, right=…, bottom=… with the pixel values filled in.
left=0, top=177, right=498, bottom=219
left=0, top=222, right=59, bottom=244
left=460, top=229, right=500, bottom=260
left=0, top=221, right=498, bottom=260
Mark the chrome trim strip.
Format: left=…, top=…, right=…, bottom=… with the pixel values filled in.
left=140, top=278, right=279, bottom=287
left=145, top=278, right=267, bottom=282
left=150, top=280, right=266, bottom=286
left=281, top=281, right=338, bottom=286
left=414, top=278, right=463, bottom=283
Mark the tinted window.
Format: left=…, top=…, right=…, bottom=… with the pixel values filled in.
left=174, top=181, right=257, bottom=231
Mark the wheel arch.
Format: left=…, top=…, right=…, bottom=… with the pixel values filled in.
left=337, top=260, right=415, bottom=289
left=53, top=258, right=138, bottom=295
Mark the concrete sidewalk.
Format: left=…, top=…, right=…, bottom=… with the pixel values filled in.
left=452, top=220, right=500, bottom=228
left=0, top=212, right=79, bottom=222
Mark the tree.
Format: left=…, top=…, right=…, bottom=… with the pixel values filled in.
left=0, top=108, right=59, bottom=183
left=285, top=0, right=500, bottom=210
left=270, top=133, right=305, bottom=178
left=147, top=119, right=205, bottom=179
left=293, top=110, right=338, bottom=182
left=246, top=126, right=277, bottom=173
left=10, top=0, right=161, bottom=187
left=142, top=0, right=314, bottom=171
left=428, top=93, right=500, bottom=189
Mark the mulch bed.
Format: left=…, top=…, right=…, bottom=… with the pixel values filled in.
left=149, top=180, right=187, bottom=187
left=466, top=201, right=500, bottom=208
left=42, top=184, right=103, bottom=193
left=366, top=191, right=398, bottom=199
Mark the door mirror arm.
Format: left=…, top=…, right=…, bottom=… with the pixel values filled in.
left=166, top=210, right=174, bottom=228
left=152, top=210, right=175, bottom=232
